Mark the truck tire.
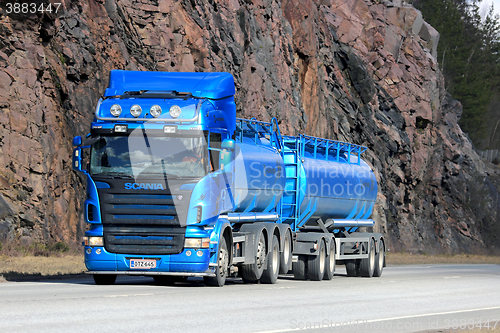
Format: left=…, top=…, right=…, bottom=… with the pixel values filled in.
left=308, top=240, right=326, bottom=281
left=323, top=240, right=336, bottom=280
left=359, top=239, right=375, bottom=278
left=346, top=260, right=359, bottom=277
left=279, top=230, right=292, bottom=274
left=204, top=237, right=229, bottom=287
left=93, top=274, right=116, bottom=285
left=261, top=235, right=280, bottom=284
left=293, top=255, right=307, bottom=280
left=241, top=231, right=266, bottom=283
left=373, top=240, right=385, bottom=277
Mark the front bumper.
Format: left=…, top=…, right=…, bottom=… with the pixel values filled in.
left=84, top=246, right=213, bottom=275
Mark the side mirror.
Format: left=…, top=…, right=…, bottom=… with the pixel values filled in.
left=219, top=139, right=235, bottom=171
left=73, top=136, right=82, bottom=146
left=221, top=139, right=235, bottom=150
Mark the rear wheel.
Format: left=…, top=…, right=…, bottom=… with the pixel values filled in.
left=308, top=240, right=326, bottom=281
left=261, top=235, right=280, bottom=284
left=279, top=230, right=292, bottom=274
left=346, top=260, right=359, bottom=277
left=241, top=231, right=266, bottom=283
left=204, top=237, right=229, bottom=287
left=293, top=255, right=307, bottom=280
left=359, top=239, right=376, bottom=278
left=323, top=240, right=336, bottom=280
left=93, top=274, right=116, bottom=285
left=374, top=240, right=385, bottom=277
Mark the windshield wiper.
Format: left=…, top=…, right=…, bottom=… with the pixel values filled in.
left=140, top=172, right=197, bottom=179
left=94, top=172, right=134, bottom=179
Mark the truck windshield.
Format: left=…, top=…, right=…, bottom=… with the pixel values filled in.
left=90, top=135, right=206, bottom=178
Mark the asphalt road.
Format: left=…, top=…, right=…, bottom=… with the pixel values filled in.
left=1, top=264, right=499, bottom=333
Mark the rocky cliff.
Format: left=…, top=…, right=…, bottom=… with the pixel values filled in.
left=0, top=0, right=498, bottom=253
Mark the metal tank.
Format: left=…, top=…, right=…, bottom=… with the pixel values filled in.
left=231, top=136, right=286, bottom=214
left=281, top=135, right=378, bottom=229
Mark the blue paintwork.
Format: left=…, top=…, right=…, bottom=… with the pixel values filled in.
left=85, top=174, right=102, bottom=224
left=231, top=140, right=286, bottom=213
left=97, top=70, right=237, bottom=133
left=77, top=71, right=379, bottom=277
left=104, top=70, right=235, bottom=99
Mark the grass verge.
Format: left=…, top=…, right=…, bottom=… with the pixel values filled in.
left=0, top=255, right=86, bottom=282
left=387, top=252, right=500, bottom=265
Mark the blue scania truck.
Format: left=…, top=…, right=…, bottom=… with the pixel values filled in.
left=72, top=70, right=385, bottom=286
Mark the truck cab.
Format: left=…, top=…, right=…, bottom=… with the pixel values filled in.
left=73, top=71, right=239, bottom=285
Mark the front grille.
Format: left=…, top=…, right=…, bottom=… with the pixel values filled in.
left=100, top=193, right=181, bottom=225
left=103, top=225, right=185, bottom=255
left=96, top=180, right=190, bottom=255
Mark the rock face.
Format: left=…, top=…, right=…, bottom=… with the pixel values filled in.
left=0, top=0, right=498, bottom=252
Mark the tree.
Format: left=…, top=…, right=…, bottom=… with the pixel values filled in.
left=411, top=0, right=500, bottom=149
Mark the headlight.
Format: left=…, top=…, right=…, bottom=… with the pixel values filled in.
left=130, top=104, right=142, bottom=117
left=83, top=236, right=104, bottom=247
left=110, top=104, right=122, bottom=117
left=150, top=105, right=162, bottom=118
left=169, top=105, right=181, bottom=118
left=184, top=238, right=210, bottom=249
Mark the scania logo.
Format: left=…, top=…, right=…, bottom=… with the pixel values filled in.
left=124, top=183, right=164, bottom=190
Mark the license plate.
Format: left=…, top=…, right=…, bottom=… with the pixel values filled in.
left=130, top=259, right=157, bottom=269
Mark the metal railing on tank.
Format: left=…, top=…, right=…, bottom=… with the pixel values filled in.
left=235, top=117, right=283, bottom=151
left=298, top=135, right=367, bottom=165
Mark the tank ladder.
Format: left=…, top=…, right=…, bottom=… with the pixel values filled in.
left=280, top=136, right=302, bottom=231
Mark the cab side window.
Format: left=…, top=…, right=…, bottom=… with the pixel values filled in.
left=209, top=132, right=221, bottom=171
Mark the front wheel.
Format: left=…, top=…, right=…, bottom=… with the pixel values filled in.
left=261, top=235, right=280, bottom=284
left=204, top=237, right=229, bottom=287
left=93, top=274, right=116, bottom=285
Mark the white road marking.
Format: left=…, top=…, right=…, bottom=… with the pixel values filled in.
left=105, top=293, right=153, bottom=298
left=254, top=306, right=500, bottom=333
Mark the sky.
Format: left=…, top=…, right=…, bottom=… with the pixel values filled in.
left=480, top=0, right=500, bottom=18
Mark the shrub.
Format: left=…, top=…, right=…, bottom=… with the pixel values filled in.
left=50, top=242, right=70, bottom=253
